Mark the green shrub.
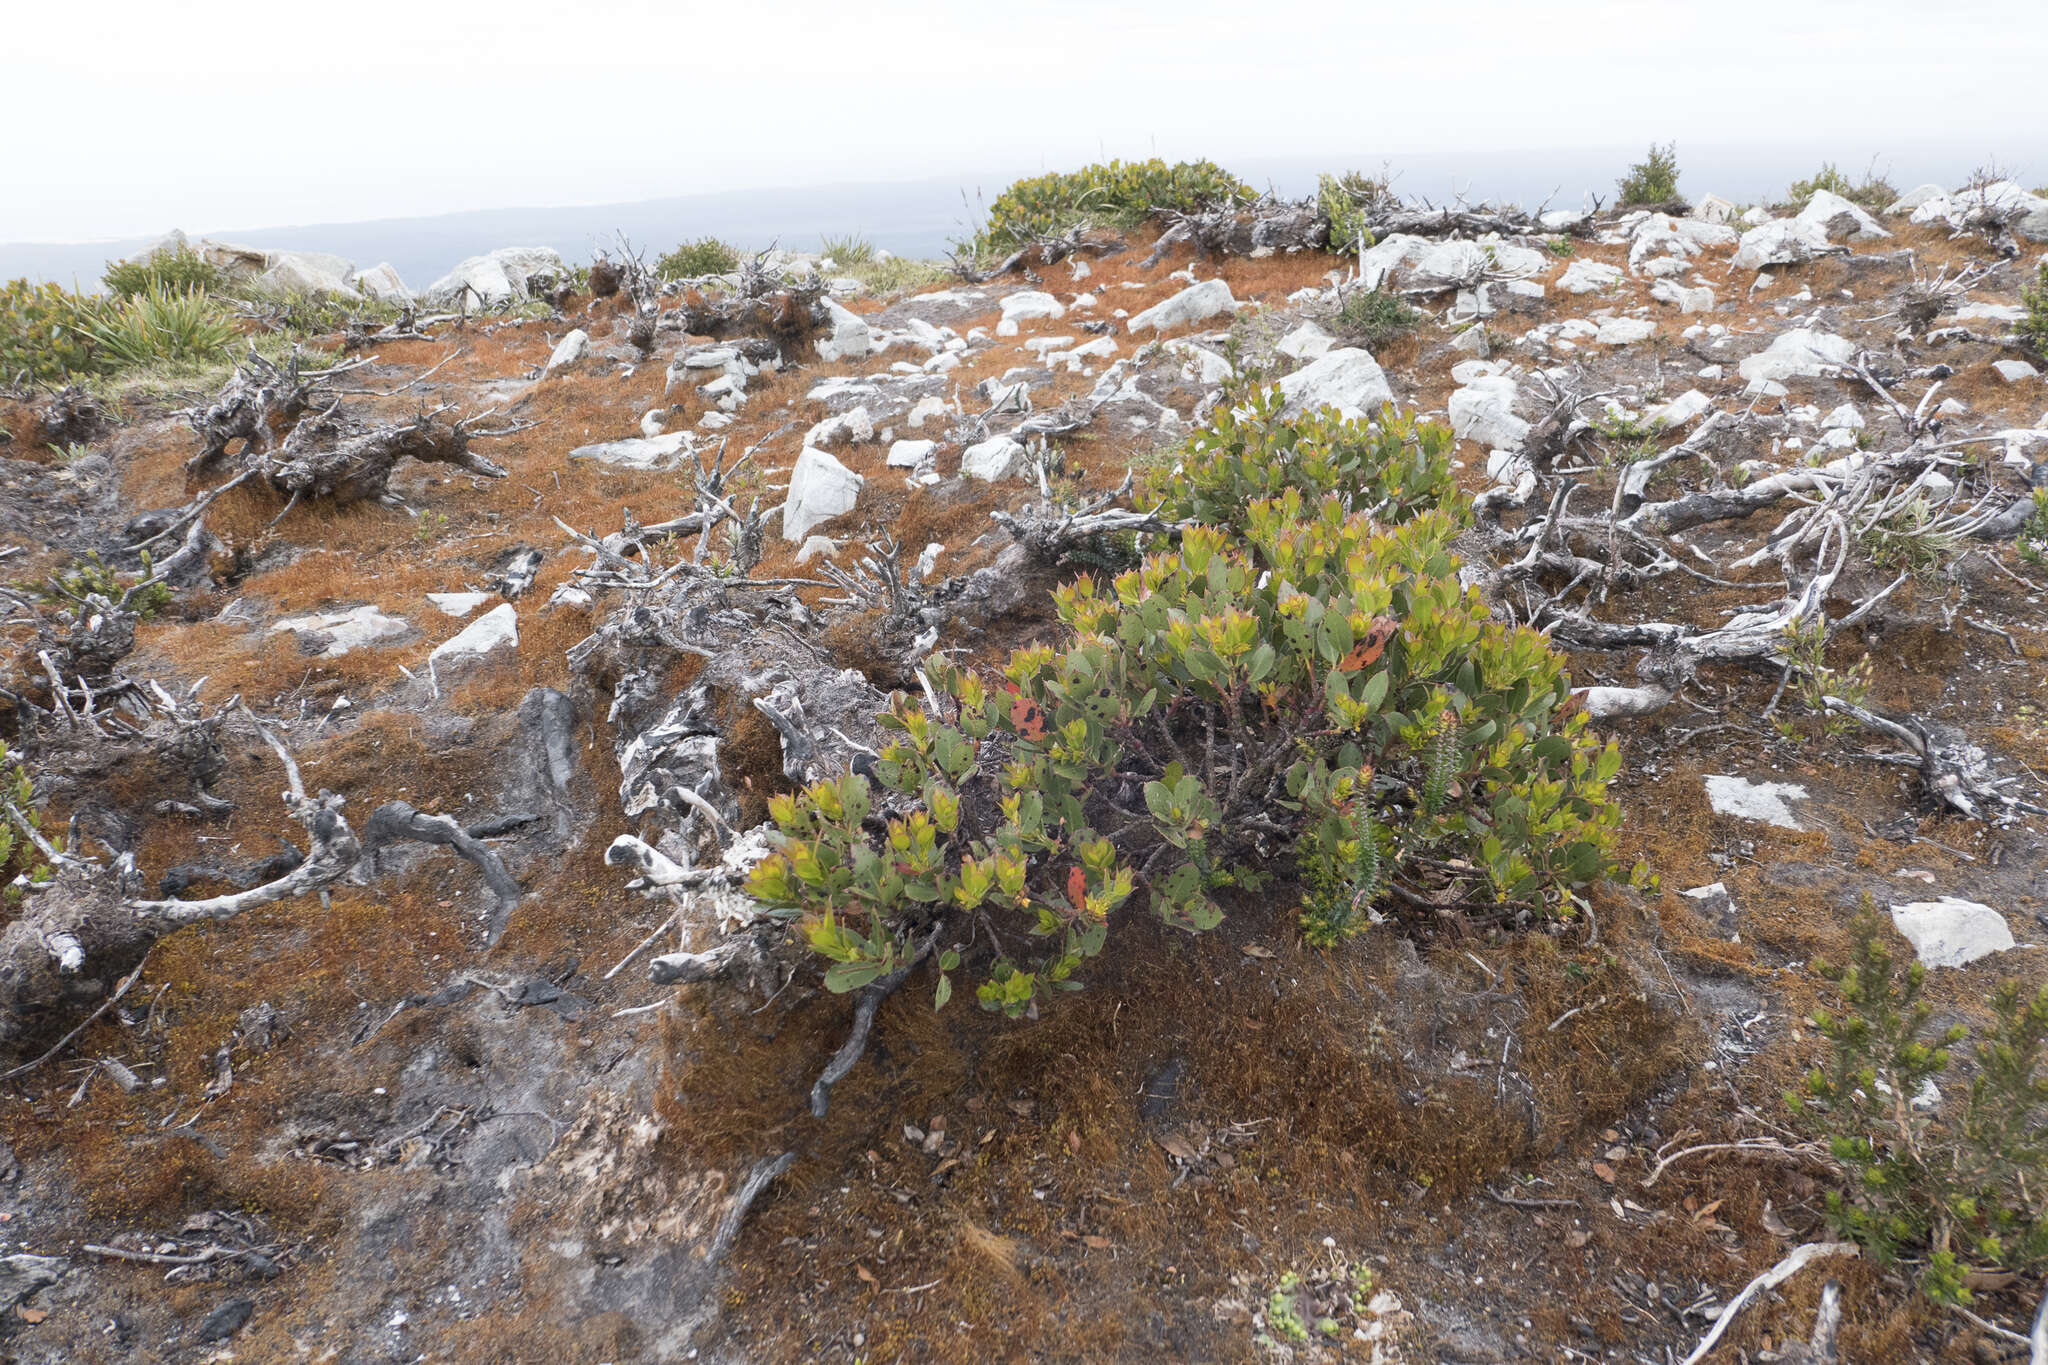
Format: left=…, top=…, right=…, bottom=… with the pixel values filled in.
left=747, top=393, right=1629, bottom=1013
left=1616, top=142, right=1681, bottom=206
left=230, top=283, right=395, bottom=341
left=2019, top=260, right=2048, bottom=361
left=1773, top=616, right=1871, bottom=741
left=0, top=279, right=98, bottom=380
left=41, top=549, right=173, bottom=619
left=1328, top=288, right=1420, bottom=348
left=80, top=282, right=237, bottom=370
left=2018, top=489, right=2048, bottom=566
left=1785, top=162, right=1897, bottom=213
left=0, top=739, right=53, bottom=904
left=1318, top=171, right=1396, bottom=255
left=1144, top=389, right=1455, bottom=530
left=654, top=237, right=742, bottom=280
left=101, top=245, right=225, bottom=299
left=972, top=158, right=1255, bottom=257
left=1790, top=903, right=2048, bottom=1303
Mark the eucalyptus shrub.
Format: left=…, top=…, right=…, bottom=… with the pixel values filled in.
left=971, top=159, right=1255, bottom=257
left=747, top=395, right=1631, bottom=1015
left=1, top=279, right=97, bottom=380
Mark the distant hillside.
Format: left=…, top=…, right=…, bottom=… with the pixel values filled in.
left=4, top=141, right=2036, bottom=293
left=0, top=175, right=983, bottom=294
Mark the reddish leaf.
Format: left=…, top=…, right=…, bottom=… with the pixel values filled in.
left=1067, top=866, right=1088, bottom=911
left=1338, top=617, right=1398, bottom=671
left=1010, top=694, right=1048, bottom=740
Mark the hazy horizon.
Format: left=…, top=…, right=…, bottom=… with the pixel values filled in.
left=6, top=137, right=2043, bottom=294
left=11, top=0, right=2047, bottom=250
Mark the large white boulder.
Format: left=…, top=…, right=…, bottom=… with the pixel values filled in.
left=959, top=436, right=1032, bottom=482
left=1274, top=348, right=1392, bottom=421
left=998, top=291, right=1065, bottom=328
left=1691, top=194, right=1737, bottom=224
left=352, top=262, right=413, bottom=304
left=814, top=299, right=875, bottom=362
left=427, top=591, right=491, bottom=618
left=1737, top=328, right=1857, bottom=387
left=431, top=603, right=518, bottom=669
left=569, top=431, right=692, bottom=470
left=1648, top=389, right=1712, bottom=428
left=1650, top=279, right=1715, bottom=313
left=1704, top=774, right=1807, bottom=829
left=544, top=329, right=591, bottom=375
left=1355, top=233, right=1431, bottom=291
left=1558, top=260, right=1624, bottom=294
left=1886, top=183, right=1947, bottom=215
left=1597, top=316, right=1657, bottom=346
left=1795, top=189, right=1890, bottom=244
left=782, top=447, right=863, bottom=540
left=1731, top=218, right=1834, bottom=271
left=421, top=247, right=568, bottom=309
left=1278, top=322, right=1337, bottom=360
left=257, top=250, right=361, bottom=298
left=1889, top=898, right=2015, bottom=968
left=886, top=438, right=937, bottom=469
left=804, top=405, right=875, bottom=447
left=1449, top=375, right=1529, bottom=449
left=1128, top=278, right=1238, bottom=333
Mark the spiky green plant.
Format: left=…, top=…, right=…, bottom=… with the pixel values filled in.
left=81, top=282, right=237, bottom=369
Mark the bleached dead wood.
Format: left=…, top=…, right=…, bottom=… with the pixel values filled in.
left=1678, top=1242, right=1858, bottom=1365
left=1824, top=697, right=2048, bottom=820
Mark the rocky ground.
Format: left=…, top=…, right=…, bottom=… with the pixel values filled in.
left=2, top=176, right=2047, bottom=1364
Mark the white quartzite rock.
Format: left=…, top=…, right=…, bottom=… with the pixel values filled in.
left=1890, top=898, right=2015, bottom=968
left=1449, top=375, right=1529, bottom=449
left=1274, top=348, right=1392, bottom=421
left=1737, top=328, right=1857, bottom=387
left=1703, top=775, right=1808, bottom=829
left=431, top=603, right=517, bottom=669
left=544, top=329, right=590, bottom=374
left=270, top=606, right=409, bottom=657
left=782, top=448, right=863, bottom=541
left=422, top=247, right=568, bottom=309
left=959, top=436, right=1031, bottom=482
left=1128, top=279, right=1239, bottom=333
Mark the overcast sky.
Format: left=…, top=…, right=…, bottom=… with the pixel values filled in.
left=10, top=0, right=2045, bottom=243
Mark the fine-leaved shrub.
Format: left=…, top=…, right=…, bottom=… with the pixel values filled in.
left=2019, top=260, right=2048, bottom=361
left=101, top=245, right=225, bottom=299
left=1328, top=288, right=1420, bottom=349
left=0, top=739, right=53, bottom=905
left=654, top=237, right=742, bottom=281
left=1616, top=143, right=1681, bottom=206
left=1318, top=171, right=1397, bottom=255
left=1789, top=903, right=2048, bottom=1303
left=971, top=159, right=1255, bottom=257
left=1, top=279, right=98, bottom=381
left=746, top=393, right=1630, bottom=1013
